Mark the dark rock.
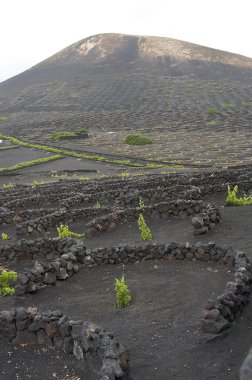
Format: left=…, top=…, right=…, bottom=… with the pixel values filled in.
left=73, top=340, right=84, bottom=360
left=201, top=317, right=230, bottom=334
left=201, top=308, right=220, bottom=321
left=43, top=272, right=56, bottom=284
left=12, top=330, right=37, bottom=345
left=59, top=321, right=71, bottom=336
left=59, top=268, right=68, bottom=280
left=16, top=252, right=33, bottom=261
left=37, top=329, right=53, bottom=345
left=28, top=318, right=47, bottom=332
left=53, top=336, right=64, bottom=348
left=45, top=321, right=60, bottom=337
left=63, top=336, right=74, bottom=354
left=0, top=311, right=13, bottom=322
left=240, top=348, right=252, bottom=380
left=16, top=318, right=31, bottom=331
left=192, top=216, right=204, bottom=228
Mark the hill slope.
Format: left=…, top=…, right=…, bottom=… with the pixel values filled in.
left=0, top=33, right=251, bottom=168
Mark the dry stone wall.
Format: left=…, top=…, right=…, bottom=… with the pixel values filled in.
left=0, top=306, right=128, bottom=379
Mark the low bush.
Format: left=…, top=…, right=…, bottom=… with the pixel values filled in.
left=0, top=269, right=17, bottom=296
left=139, top=197, right=145, bottom=209
left=2, top=183, right=14, bottom=189
left=118, top=173, right=130, bottom=178
left=222, top=103, right=234, bottom=109
left=79, top=177, right=90, bottom=181
left=124, top=134, right=153, bottom=145
left=51, top=131, right=78, bottom=141
left=138, top=213, right=152, bottom=240
left=115, top=275, right=131, bottom=308
left=95, top=201, right=101, bottom=209
left=31, top=180, right=44, bottom=188
left=205, top=108, right=220, bottom=115
left=57, top=224, right=85, bottom=239
left=226, top=185, right=252, bottom=206
left=79, top=128, right=88, bottom=134
left=1, top=233, right=8, bottom=240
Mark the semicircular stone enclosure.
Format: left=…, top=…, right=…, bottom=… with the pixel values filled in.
left=0, top=167, right=252, bottom=379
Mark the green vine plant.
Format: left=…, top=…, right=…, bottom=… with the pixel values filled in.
left=57, top=224, right=85, bottom=239
left=139, top=197, right=145, bottom=209
left=95, top=201, right=101, bottom=209
left=31, top=180, right=44, bottom=188
left=138, top=213, right=152, bottom=240
left=226, top=185, right=252, bottom=206
left=1, top=233, right=8, bottom=241
left=2, top=183, right=14, bottom=189
left=0, top=269, right=17, bottom=296
left=115, top=275, right=131, bottom=308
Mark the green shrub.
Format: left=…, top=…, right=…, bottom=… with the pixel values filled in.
left=31, top=180, right=44, bottom=188
left=241, top=100, right=252, bottom=108
left=79, top=177, right=90, bottom=181
left=79, top=128, right=88, bottom=134
left=222, top=103, right=234, bottom=109
left=100, top=174, right=109, bottom=179
left=57, top=224, right=85, bottom=238
left=0, top=116, right=8, bottom=121
left=51, top=131, right=77, bottom=141
left=0, top=270, right=17, bottom=296
left=205, top=108, right=220, bottom=115
left=2, top=183, right=14, bottom=189
left=115, top=275, right=131, bottom=308
left=206, top=120, right=218, bottom=126
left=139, top=197, right=145, bottom=209
left=138, top=214, right=152, bottom=240
left=95, top=201, right=101, bottom=209
left=1, top=233, right=8, bottom=240
left=124, top=134, right=153, bottom=145
left=226, top=185, right=252, bottom=206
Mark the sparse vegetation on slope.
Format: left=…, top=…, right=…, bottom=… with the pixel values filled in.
left=226, top=185, right=252, bottom=206
left=0, top=134, right=144, bottom=168
left=2, top=183, right=14, bottom=189
left=205, top=108, right=221, bottom=115
left=0, top=146, right=17, bottom=151
left=51, top=131, right=78, bottom=141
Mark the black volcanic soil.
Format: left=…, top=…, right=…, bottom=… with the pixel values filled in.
left=78, top=193, right=252, bottom=259
left=0, top=147, right=52, bottom=167
left=0, top=193, right=252, bottom=379
left=7, top=260, right=234, bottom=380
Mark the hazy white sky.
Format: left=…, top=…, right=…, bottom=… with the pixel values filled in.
left=1, top=0, right=252, bottom=82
